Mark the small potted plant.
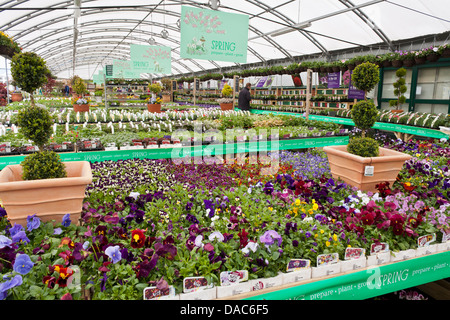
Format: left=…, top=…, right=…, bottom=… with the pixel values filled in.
left=217, top=84, right=234, bottom=111
left=323, top=62, right=411, bottom=192
left=72, top=77, right=89, bottom=112
left=0, top=105, right=92, bottom=226
left=389, top=68, right=407, bottom=114
left=147, top=83, right=163, bottom=113
left=161, top=78, right=172, bottom=103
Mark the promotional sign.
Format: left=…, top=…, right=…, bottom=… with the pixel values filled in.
left=255, top=77, right=267, bottom=88
left=113, top=59, right=141, bottom=79
left=348, top=70, right=365, bottom=100
left=327, top=72, right=340, bottom=88
left=180, top=5, right=249, bottom=63
left=105, top=65, right=113, bottom=78
left=130, top=44, right=172, bottom=74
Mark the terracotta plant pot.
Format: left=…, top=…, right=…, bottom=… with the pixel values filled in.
left=147, top=104, right=162, bottom=113
left=0, top=161, right=92, bottom=226
left=323, top=145, right=411, bottom=192
left=220, top=103, right=234, bottom=111
left=390, top=109, right=404, bottom=114
left=11, top=93, right=23, bottom=102
left=73, top=104, right=90, bottom=112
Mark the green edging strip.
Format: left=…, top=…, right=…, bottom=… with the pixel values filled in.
left=250, top=109, right=448, bottom=139
left=243, top=251, right=450, bottom=300
left=0, top=136, right=349, bottom=169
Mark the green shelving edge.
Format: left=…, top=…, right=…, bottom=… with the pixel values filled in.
left=250, top=109, right=449, bottom=139
left=0, top=136, right=349, bottom=169
left=244, top=251, right=450, bottom=300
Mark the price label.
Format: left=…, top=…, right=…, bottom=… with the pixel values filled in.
left=364, top=166, right=374, bottom=176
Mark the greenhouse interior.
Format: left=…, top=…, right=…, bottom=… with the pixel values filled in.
left=0, top=0, right=449, bottom=304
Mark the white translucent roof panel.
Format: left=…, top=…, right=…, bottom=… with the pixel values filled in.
left=0, top=0, right=448, bottom=80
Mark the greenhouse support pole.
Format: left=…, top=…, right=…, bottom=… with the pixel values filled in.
left=4, top=58, right=9, bottom=104
left=305, top=69, right=312, bottom=120
left=104, top=73, right=107, bottom=110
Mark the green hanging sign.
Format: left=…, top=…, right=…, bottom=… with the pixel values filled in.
left=180, top=5, right=249, bottom=63
left=112, top=59, right=141, bottom=79
left=129, top=44, right=172, bottom=74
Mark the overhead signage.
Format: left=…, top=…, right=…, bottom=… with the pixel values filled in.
left=130, top=44, right=172, bottom=74
left=180, top=5, right=249, bottom=63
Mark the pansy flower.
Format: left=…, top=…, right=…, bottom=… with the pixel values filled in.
left=131, top=229, right=146, bottom=248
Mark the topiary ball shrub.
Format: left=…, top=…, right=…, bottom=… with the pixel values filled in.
left=16, top=105, right=53, bottom=150
left=10, top=52, right=49, bottom=106
left=347, top=137, right=380, bottom=158
left=21, top=150, right=67, bottom=180
left=351, top=62, right=380, bottom=94
left=351, top=100, right=378, bottom=133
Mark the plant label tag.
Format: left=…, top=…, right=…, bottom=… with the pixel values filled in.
left=344, top=247, right=365, bottom=260
left=418, top=233, right=436, bottom=247
left=442, top=229, right=450, bottom=243
left=220, top=270, right=248, bottom=286
left=364, top=166, right=374, bottom=176
left=317, top=253, right=339, bottom=266
left=183, top=277, right=212, bottom=293
left=286, top=259, right=311, bottom=272
left=370, top=242, right=389, bottom=255
left=143, top=285, right=175, bottom=300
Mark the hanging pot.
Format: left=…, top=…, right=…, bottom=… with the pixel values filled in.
left=426, top=53, right=440, bottom=62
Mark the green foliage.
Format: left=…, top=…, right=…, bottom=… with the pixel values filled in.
left=347, top=137, right=380, bottom=157
left=351, top=62, right=380, bottom=94
left=72, top=77, right=87, bottom=95
left=10, top=52, right=49, bottom=104
left=221, top=84, right=233, bottom=97
left=351, top=100, right=378, bottom=132
left=148, top=83, right=162, bottom=94
left=21, top=150, right=67, bottom=180
left=16, top=105, right=53, bottom=149
left=389, top=68, right=408, bottom=109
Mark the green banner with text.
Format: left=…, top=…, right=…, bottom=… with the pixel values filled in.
left=130, top=44, right=172, bottom=74
left=244, top=251, right=450, bottom=300
left=180, top=5, right=249, bottom=63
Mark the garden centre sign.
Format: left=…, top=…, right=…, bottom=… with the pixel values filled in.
left=112, top=59, right=141, bottom=79
left=180, top=6, right=249, bottom=63
left=130, top=44, right=172, bottom=74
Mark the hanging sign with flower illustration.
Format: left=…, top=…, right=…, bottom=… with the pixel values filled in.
left=180, top=6, right=249, bottom=63
left=112, top=59, right=141, bottom=79
left=130, top=44, right=172, bottom=74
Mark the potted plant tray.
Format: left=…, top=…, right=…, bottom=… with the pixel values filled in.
left=0, top=161, right=92, bottom=226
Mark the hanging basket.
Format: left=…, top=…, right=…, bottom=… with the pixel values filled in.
left=414, top=57, right=427, bottom=65
left=441, top=48, right=450, bottom=58
left=391, top=60, right=403, bottom=68
left=402, top=59, right=415, bottom=68
left=426, top=53, right=440, bottom=62
left=0, top=45, right=15, bottom=59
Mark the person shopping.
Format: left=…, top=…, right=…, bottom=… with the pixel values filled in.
left=237, top=82, right=252, bottom=111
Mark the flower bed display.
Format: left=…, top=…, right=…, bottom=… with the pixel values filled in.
left=0, top=130, right=448, bottom=300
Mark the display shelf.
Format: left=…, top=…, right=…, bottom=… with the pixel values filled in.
left=250, top=109, right=449, bottom=139
left=0, top=136, right=349, bottom=169
left=219, top=250, right=450, bottom=300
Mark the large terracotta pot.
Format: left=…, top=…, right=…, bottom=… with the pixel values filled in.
left=73, top=104, right=90, bottom=112
left=220, top=103, right=234, bottom=111
left=147, top=104, right=162, bottom=113
left=11, top=93, right=23, bottom=102
left=323, top=145, right=411, bottom=192
left=390, top=109, right=404, bottom=114
left=0, top=161, right=92, bottom=226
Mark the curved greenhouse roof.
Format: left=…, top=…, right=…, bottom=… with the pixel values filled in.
left=0, top=0, right=449, bottom=80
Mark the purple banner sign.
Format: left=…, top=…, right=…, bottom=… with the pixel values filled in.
left=256, top=76, right=268, bottom=88
left=327, top=72, right=340, bottom=89
left=348, top=70, right=366, bottom=100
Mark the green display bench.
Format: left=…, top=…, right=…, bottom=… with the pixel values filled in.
left=250, top=109, right=449, bottom=140
left=0, top=136, right=349, bottom=169
left=226, top=250, right=450, bottom=300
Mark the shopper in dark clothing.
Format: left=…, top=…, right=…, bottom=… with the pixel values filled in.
left=238, top=82, right=252, bottom=111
